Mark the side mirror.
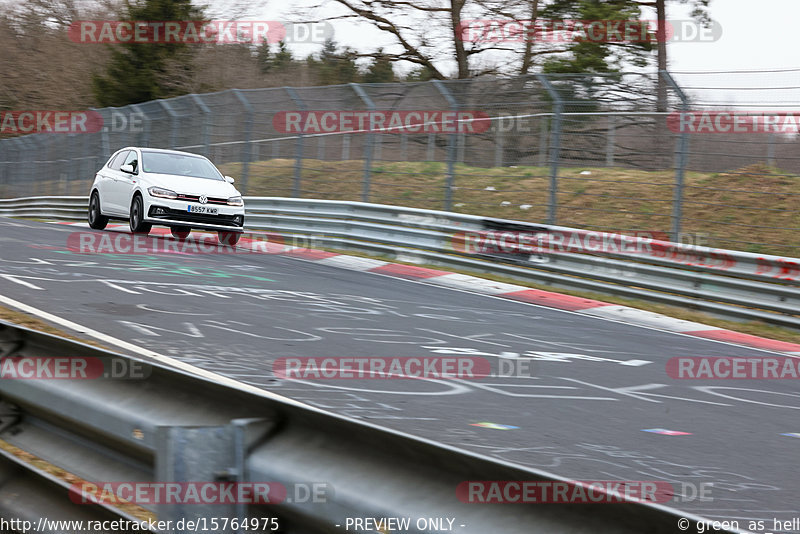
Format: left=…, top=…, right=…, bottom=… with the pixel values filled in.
left=224, top=176, right=235, bottom=184
left=120, top=164, right=135, bottom=174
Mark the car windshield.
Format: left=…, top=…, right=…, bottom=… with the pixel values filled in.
left=141, top=152, right=223, bottom=180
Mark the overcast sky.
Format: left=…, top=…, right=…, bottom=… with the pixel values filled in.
left=221, top=0, right=799, bottom=105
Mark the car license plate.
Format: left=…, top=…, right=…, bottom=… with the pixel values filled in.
left=188, top=205, right=218, bottom=215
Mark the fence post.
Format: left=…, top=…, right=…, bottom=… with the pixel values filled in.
left=285, top=87, right=305, bottom=198
left=190, top=94, right=212, bottom=157
left=350, top=82, right=375, bottom=203
left=433, top=80, right=458, bottom=211
left=494, top=120, right=504, bottom=167
left=661, top=70, right=690, bottom=241
left=538, top=116, right=549, bottom=167
left=767, top=132, right=776, bottom=167
left=232, top=89, right=253, bottom=195
left=80, top=130, right=92, bottom=189
left=158, top=99, right=179, bottom=149
left=10, top=139, right=22, bottom=198
left=342, top=134, right=351, bottom=160
left=535, top=74, right=563, bottom=225
left=67, top=133, right=79, bottom=195
left=317, top=135, right=325, bottom=160
left=0, top=139, right=5, bottom=196
left=18, top=137, right=36, bottom=197
left=130, top=104, right=151, bottom=148
left=606, top=115, right=616, bottom=167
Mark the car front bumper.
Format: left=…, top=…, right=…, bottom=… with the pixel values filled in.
left=146, top=201, right=245, bottom=232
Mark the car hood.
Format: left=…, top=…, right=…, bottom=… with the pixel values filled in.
left=143, top=173, right=240, bottom=197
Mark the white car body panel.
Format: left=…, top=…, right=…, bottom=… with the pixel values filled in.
left=89, top=147, right=245, bottom=233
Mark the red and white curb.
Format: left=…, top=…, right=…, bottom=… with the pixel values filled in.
left=56, top=222, right=800, bottom=356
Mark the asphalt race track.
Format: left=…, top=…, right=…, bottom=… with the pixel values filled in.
left=1, top=217, right=798, bottom=532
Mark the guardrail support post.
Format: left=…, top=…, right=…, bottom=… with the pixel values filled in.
left=285, top=87, right=305, bottom=198
left=535, top=74, right=563, bottom=225
left=350, top=83, right=376, bottom=203
left=661, top=70, right=690, bottom=241
left=433, top=80, right=458, bottom=211
left=156, top=425, right=239, bottom=532
left=156, top=418, right=271, bottom=533
left=232, top=90, right=253, bottom=196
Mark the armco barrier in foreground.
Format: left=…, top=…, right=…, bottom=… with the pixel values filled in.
left=0, top=321, right=721, bottom=533
left=2, top=195, right=799, bottom=328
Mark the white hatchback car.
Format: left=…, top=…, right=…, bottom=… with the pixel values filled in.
left=88, top=147, right=245, bottom=245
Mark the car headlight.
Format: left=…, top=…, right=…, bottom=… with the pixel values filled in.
left=148, top=187, right=177, bottom=199
left=227, top=196, right=244, bottom=207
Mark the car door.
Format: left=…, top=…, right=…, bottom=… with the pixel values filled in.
left=97, top=150, right=128, bottom=215
left=114, top=150, right=140, bottom=212
left=103, top=150, right=133, bottom=215
left=93, top=151, right=121, bottom=213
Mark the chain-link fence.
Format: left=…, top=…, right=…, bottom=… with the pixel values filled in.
left=1, top=70, right=799, bottom=254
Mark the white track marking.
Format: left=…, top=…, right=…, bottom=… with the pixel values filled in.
left=0, top=274, right=44, bottom=290
left=101, top=281, right=141, bottom=294
left=0, top=293, right=313, bottom=408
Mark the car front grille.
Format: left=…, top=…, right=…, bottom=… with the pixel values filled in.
left=176, top=194, right=228, bottom=205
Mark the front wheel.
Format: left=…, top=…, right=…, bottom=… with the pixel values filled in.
left=171, top=226, right=191, bottom=240
left=218, top=231, right=241, bottom=246
left=88, top=192, right=109, bottom=230
left=129, top=195, right=152, bottom=234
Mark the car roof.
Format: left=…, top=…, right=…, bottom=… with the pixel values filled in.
left=118, top=147, right=208, bottom=158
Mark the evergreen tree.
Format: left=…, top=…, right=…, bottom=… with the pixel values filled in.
left=256, top=40, right=272, bottom=74
left=312, top=39, right=359, bottom=85
left=404, top=66, right=436, bottom=82
left=363, top=49, right=395, bottom=83
left=542, top=0, right=654, bottom=75
left=272, top=40, right=293, bottom=71
left=92, top=0, right=204, bottom=107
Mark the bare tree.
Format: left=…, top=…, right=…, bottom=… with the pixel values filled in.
left=299, top=0, right=568, bottom=78
left=0, top=0, right=117, bottom=110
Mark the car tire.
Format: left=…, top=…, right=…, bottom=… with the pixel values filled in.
left=218, top=231, right=241, bottom=246
left=88, top=192, right=109, bottom=230
left=129, top=195, right=152, bottom=234
left=171, top=226, right=191, bottom=240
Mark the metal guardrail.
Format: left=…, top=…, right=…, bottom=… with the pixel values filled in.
left=0, top=321, right=714, bottom=533
left=2, top=195, right=798, bottom=329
